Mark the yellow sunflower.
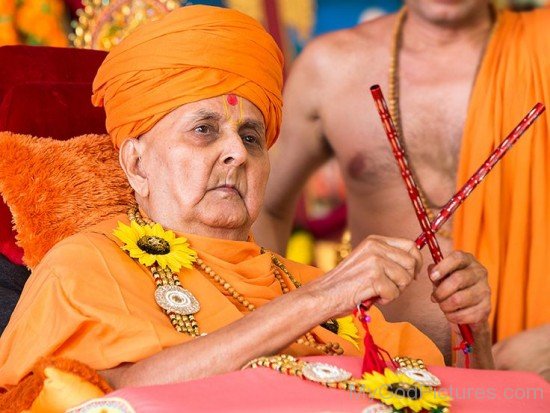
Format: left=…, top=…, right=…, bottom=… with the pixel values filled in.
left=358, top=368, right=451, bottom=412
left=114, top=221, right=197, bottom=273
left=336, top=315, right=360, bottom=349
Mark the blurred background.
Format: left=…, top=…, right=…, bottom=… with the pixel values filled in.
left=1, top=0, right=547, bottom=269
left=1, top=1, right=547, bottom=49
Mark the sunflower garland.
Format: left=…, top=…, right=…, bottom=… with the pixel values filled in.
left=115, top=210, right=202, bottom=336
left=114, top=220, right=197, bottom=273
left=358, top=369, right=451, bottom=412
left=246, top=355, right=451, bottom=413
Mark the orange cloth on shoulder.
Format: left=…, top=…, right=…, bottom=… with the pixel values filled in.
left=454, top=8, right=550, bottom=341
left=0, top=214, right=442, bottom=387
left=92, top=5, right=283, bottom=149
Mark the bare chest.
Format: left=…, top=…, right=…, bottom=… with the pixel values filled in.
left=322, top=60, right=476, bottom=207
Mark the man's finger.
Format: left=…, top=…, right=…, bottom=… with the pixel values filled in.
left=438, top=286, right=483, bottom=313
left=372, top=276, right=401, bottom=305
left=432, top=268, right=479, bottom=303
left=429, top=251, right=474, bottom=283
left=382, top=258, right=414, bottom=292
left=445, top=299, right=491, bottom=325
left=367, top=235, right=422, bottom=275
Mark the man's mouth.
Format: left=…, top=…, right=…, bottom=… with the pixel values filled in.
left=213, top=184, right=242, bottom=197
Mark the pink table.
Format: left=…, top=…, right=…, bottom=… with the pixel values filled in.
left=77, top=356, right=550, bottom=412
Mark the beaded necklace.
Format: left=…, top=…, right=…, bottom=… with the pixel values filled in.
left=244, top=354, right=450, bottom=412
left=129, top=208, right=201, bottom=336
left=127, top=207, right=343, bottom=355
left=389, top=7, right=453, bottom=239
left=389, top=6, right=496, bottom=239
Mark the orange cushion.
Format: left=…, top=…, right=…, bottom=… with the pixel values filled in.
left=29, top=367, right=106, bottom=412
left=0, top=132, right=134, bottom=268
left=0, top=45, right=108, bottom=264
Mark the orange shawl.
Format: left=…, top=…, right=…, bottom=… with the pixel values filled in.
left=454, top=8, right=550, bottom=341
left=0, top=214, right=442, bottom=387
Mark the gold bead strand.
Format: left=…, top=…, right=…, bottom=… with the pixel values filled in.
left=128, top=209, right=201, bottom=337
left=273, top=267, right=290, bottom=293
left=195, top=257, right=341, bottom=355
left=388, top=7, right=452, bottom=238
left=268, top=253, right=343, bottom=355
left=129, top=207, right=150, bottom=226
left=195, top=258, right=255, bottom=312
left=150, top=266, right=163, bottom=286
left=270, top=255, right=302, bottom=288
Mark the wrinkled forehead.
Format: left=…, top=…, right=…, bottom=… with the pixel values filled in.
left=160, top=95, right=266, bottom=130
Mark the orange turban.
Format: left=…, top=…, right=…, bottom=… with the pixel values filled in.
left=91, top=5, right=283, bottom=149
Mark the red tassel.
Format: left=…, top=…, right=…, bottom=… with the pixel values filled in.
left=354, top=302, right=397, bottom=374
left=453, top=339, right=473, bottom=369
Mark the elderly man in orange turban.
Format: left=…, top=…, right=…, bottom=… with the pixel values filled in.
left=0, top=5, right=493, bottom=394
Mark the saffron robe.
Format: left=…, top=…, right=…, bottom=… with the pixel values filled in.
left=454, top=8, right=550, bottom=341
left=0, top=215, right=443, bottom=387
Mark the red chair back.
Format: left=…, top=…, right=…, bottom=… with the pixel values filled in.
left=0, top=45, right=108, bottom=264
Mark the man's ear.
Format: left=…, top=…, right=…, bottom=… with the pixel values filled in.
left=119, top=138, right=149, bottom=197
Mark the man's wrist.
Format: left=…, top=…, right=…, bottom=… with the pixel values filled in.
left=470, top=321, right=491, bottom=339
left=296, top=277, right=342, bottom=321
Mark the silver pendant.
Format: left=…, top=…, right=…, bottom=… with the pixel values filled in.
left=155, top=285, right=200, bottom=315
left=301, top=362, right=352, bottom=383
left=397, top=367, right=441, bottom=387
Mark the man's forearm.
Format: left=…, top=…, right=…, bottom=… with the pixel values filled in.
left=102, top=286, right=332, bottom=388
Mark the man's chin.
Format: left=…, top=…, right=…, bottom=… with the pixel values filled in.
left=412, top=0, right=485, bottom=28
left=201, top=211, right=249, bottom=230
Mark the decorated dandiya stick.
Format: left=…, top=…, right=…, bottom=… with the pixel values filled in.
left=369, top=84, right=475, bottom=355
left=414, top=102, right=545, bottom=248
left=370, top=85, right=444, bottom=261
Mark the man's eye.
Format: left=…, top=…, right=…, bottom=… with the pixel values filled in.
left=195, top=125, right=210, bottom=134
left=243, top=135, right=258, bottom=145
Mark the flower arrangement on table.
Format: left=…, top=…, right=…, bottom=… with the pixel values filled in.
left=0, top=0, right=69, bottom=46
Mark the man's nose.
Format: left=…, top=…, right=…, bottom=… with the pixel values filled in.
left=222, top=132, right=247, bottom=166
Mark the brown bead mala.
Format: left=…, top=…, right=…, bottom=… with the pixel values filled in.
left=194, top=255, right=343, bottom=355
left=129, top=207, right=343, bottom=355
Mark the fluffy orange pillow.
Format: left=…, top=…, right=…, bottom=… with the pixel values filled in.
left=0, top=133, right=134, bottom=268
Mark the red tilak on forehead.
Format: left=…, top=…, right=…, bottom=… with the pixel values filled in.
left=227, top=94, right=238, bottom=106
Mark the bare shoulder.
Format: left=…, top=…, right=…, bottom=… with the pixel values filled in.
left=295, top=13, right=395, bottom=76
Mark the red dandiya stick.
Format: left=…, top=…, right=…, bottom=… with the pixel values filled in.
left=414, top=102, right=545, bottom=248
left=370, top=85, right=444, bottom=262
left=369, top=84, right=475, bottom=354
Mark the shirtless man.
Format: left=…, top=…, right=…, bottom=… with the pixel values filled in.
left=255, top=0, right=550, bottom=370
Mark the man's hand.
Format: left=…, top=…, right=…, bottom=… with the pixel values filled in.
left=308, top=235, right=423, bottom=317
left=493, top=324, right=550, bottom=381
left=428, top=251, right=493, bottom=368
left=429, top=251, right=491, bottom=330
